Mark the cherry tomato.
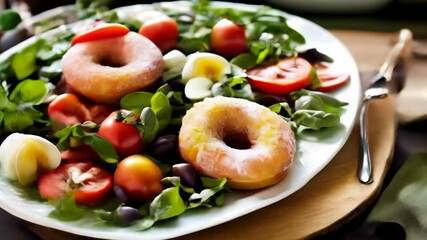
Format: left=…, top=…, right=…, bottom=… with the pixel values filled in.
left=48, top=93, right=90, bottom=126
left=60, top=144, right=101, bottom=163
left=210, top=18, right=248, bottom=58
left=71, top=22, right=130, bottom=46
left=138, top=16, right=179, bottom=54
left=87, top=104, right=116, bottom=124
left=97, top=110, right=143, bottom=159
left=247, top=57, right=313, bottom=95
left=314, top=64, right=350, bottom=92
left=38, top=162, right=113, bottom=207
left=114, top=155, right=164, bottom=203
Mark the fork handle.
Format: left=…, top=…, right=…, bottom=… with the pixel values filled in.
left=358, top=100, right=373, bottom=184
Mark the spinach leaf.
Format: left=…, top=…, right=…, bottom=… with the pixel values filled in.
left=212, top=76, right=254, bottom=100
left=151, top=92, right=172, bottom=133
left=271, top=89, right=347, bottom=131
left=49, top=195, right=89, bottom=221
left=140, top=107, right=159, bottom=144
left=293, top=110, right=340, bottom=130
left=11, top=40, right=42, bottom=80
left=130, top=175, right=228, bottom=230
left=55, top=124, right=119, bottom=164
left=9, top=79, right=49, bottom=104
left=291, top=89, right=348, bottom=112
left=0, top=10, right=22, bottom=31
left=3, top=106, right=43, bottom=132
left=1, top=79, right=50, bottom=133
left=120, top=91, right=153, bottom=115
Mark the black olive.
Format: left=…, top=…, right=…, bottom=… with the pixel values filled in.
left=116, top=206, right=140, bottom=226
left=150, top=134, right=180, bottom=164
left=113, top=184, right=129, bottom=203
left=172, top=163, right=198, bottom=188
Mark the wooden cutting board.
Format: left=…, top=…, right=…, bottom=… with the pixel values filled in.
left=27, top=30, right=399, bottom=240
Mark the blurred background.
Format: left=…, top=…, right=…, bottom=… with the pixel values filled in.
left=1, top=0, right=427, bottom=35
left=2, top=0, right=425, bottom=54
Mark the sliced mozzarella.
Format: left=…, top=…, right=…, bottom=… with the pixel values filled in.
left=163, top=50, right=187, bottom=81
left=0, top=133, right=61, bottom=186
left=0, top=133, right=27, bottom=180
left=184, top=77, right=214, bottom=101
left=181, top=52, right=231, bottom=83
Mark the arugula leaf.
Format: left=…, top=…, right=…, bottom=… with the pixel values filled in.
left=55, top=124, right=119, bottom=164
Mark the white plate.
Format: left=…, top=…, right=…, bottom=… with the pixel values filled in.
left=0, top=2, right=361, bottom=240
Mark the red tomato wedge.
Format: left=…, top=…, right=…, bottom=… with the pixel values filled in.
left=48, top=93, right=90, bottom=126
left=314, top=64, right=350, bottom=92
left=247, top=57, right=313, bottom=95
left=138, top=16, right=179, bottom=54
left=38, top=162, right=113, bottom=207
left=71, top=22, right=130, bottom=46
left=210, top=18, right=248, bottom=58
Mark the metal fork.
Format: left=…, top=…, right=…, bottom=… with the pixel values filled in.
left=358, top=29, right=413, bottom=184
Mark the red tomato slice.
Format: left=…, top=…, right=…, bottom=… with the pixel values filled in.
left=38, top=162, right=113, bottom=207
left=98, top=110, right=143, bottom=159
left=138, top=16, right=179, bottom=54
left=71, top=22, right=130, bottom=46
left=314, top=64, right=350, bottom=92
left=48, top=93, right=91, bottom=126
left=247, top=57, right=313, bottom=95
left=210, top=18, right=248, bottom=58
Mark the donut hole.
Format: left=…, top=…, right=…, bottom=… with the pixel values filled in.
left=98, top=56, right=127, bottom=68
left=222, top=130, right=252, bottom=150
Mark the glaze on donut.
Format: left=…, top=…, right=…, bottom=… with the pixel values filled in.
left=62, top=32, right=164, bottom=104
left=178, top=96, right=296, bottom=189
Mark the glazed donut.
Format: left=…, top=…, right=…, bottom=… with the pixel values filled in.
left=178, top=96, right=296, bottom=190
left=62, top=32, right=164, bottom=104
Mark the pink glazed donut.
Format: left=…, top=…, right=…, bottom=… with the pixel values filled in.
left=178, top=96, right=296, bottom=190
left=62, top=32, right=164, bottom=104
